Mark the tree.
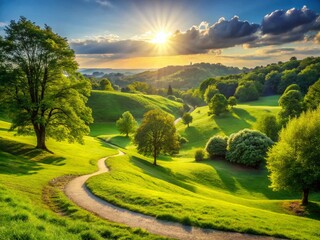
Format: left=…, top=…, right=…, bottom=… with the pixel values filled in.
left=0, top=17, right=92, bottom=151
left=278, top=89, right=303, bottom=125
left=204, top=85, right=219, bottom=103
left=182, top=112, right=193, bottom=127
left=304, top=79, right=320, bottom=110
left=234, top=81, right=259, bottom=102
left=208, top=94, right=228, bottom=116
left=205, top=135, right=228, bottom=159
left=283, top=84, right=300, bottom=94
left=167, top=84, right=173, bottom=95
left=263, top=70, right=281, bottom=95
left=277, top=69, right=297, bottom=94
left=116, top=111, right=137, bottom=137
left=227, top=96, right=237, bottom=109
left=255, top=114, right=279, bottom=141
left=134, top=109, right=179, bottom=165
left=266, top=108, right=320, bottom=205
left=194, top=149, right=206, bottom=162
left=226, top=129, right=273, bottom=167
left=100, top=78, right=113, bottom=91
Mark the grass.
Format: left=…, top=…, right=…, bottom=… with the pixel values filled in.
left=0, top=120, right=167, bottom=239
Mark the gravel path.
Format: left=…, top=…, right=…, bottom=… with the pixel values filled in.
left=64, top=151, right=279, bottom=240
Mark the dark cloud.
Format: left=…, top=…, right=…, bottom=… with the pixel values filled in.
left=171, top=16, right=259, bottom=54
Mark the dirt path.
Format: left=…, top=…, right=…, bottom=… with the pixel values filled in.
left=65, top=151, right=277, bottom=240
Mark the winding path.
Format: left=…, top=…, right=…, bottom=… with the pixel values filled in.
left=65, top=151, right=277, bottom=240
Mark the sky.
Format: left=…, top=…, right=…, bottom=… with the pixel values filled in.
left=1, top=0, right=320, bottom=69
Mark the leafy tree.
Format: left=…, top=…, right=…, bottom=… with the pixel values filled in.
left=116, top=111, right=137, bottom=137
left=204, top=85, right=219, bottom=103
left=226, top=129, right=273, bottom=167
left=99, top=78, right=113, bottom=91
left=134, top=109, right=179, bottom=165
left=234, top=81, right=259, bottom=102
left=167, top=84, right=173, bottom=95
left=227, top=96, right=237, bottom=108
left=195, top=149, right=206, bottom=162
left=216, top=80, right=238, bottom=98
left=182, top=112, right=193, bottom=127
left=255, top=114, right=279, bottom=141
left=128, top=81, right=155, bottom=94
left=304, top=79, right=320, bottom=110
left=263, top=70, right=281, bottom=95
left=267, top=108, right=320, bottom=205
left=283, top=84, right=300, bottom=94
left=205, top=135, right=228, bottom=159
left=278, top=89, right=303, bottom=125
left=277, top=69, right=297, bottom=94
left=0, top=17, right=92, bottom=151
left=297, top=64, right=320, bottom=93
left=208, top=94, right=228, bottom=116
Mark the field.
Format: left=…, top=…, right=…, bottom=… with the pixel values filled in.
left=1, top=94, right=320, bottom=240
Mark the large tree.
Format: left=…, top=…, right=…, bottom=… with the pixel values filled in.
left=116, top=111, right=137, bottom=137
left=134, top=109, right=179, bottom=165
left=208, top=93, right=228, bottom=116
left=266, top=108, right=320, bottom=205
left=0, top=17, right=93, bottom=151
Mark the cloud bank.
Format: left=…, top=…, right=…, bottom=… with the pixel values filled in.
left=71, top=6, right=320, bottom=58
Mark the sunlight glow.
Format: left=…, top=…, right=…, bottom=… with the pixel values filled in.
left=152, top=31, right=170, bottom=44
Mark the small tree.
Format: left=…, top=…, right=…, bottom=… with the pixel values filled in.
left=182, top=113, right=193, bottom=127
left=205, top=135, right=228, bottom=159
left=226, top=129, right=273, bottom=167
left=116, top=111, right=137, bottom=137
left=134, top=109, right=179, bottom=165
left=227, top=96, right=237, bottom=109
left=208, top=94, right=228, bottom=116
left=100, top=78, right=113, bottom=91
left=267, top=108, right=320, bottom=205
left=255, top=114, right=279, bottom=141
left=278, top=89, right=303, bottom=125
left=167, top=84, right=173, bottom=95
left=195, top=149, right=206, bottom=162
left=204, top=85, right=219, bottom=103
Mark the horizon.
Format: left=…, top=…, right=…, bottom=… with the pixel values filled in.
left=1, top=0, right=320, bottom=69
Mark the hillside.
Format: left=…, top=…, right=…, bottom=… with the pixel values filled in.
left=108, top=63, right=243, bottom=89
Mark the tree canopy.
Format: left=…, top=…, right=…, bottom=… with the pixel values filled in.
left=116, top=111, right=137, bottom=137
left=267, top=108, right=320, bottom=205
left=208, top=93, right=228, bottom=116
left=182, top=112, right=193, bottom=127
left=134, top=109, right=179, bottom=165
left=0, top=17, right=93, bottom=151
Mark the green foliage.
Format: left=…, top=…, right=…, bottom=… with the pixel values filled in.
left=277, top=69, right=297, bottom=94
left=99, top=78, right=113, bottom=91
left=167, top=85, right=173, bottom=95
left=297, top=63, right=320, bottom=93
left=304, top=79, right=320, bottom=110
left=235, top=81, right=259, bottom=102
left=179, top=136, right=189, bottom=144
left=194, top=149, right=206, bottom=162
left=182, top=112, right=193, bottom=127
left=227, top=96, right=237, bottom=108
left=116, top=111, right=137, bottom=137
left=208, top=94, right=228, bottom=116
left=255, top=114, right=279, bottom=141
left=267, top=108, right=320, bottom=204
left=283, top=84, right=300, bottom=94
left=264, top=70, right=281, bottom=95
left=127, top=81, right=155, bottom=94
left=278, top=89, right=303, bottom=125
left=204, top=85, right=220, bottom=103
left=134, top=109, right=179, bottom=165
left=181, top=89, right=205, bottom=107
left=205, top=135, right=228, bottom=159
left=226, top=129, right=273, bottom=167
left=0, top=17, right=92, bottom=150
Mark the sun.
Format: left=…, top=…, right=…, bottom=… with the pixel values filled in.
left=152, top=31, right=170, bottom=44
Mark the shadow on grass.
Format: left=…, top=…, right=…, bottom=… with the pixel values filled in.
left=107, top=136, right=131, bottom=148
left=129, top=155, right=196, bottom=193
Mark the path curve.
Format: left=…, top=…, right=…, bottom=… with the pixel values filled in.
left=65, top=151, right=277, bottom=240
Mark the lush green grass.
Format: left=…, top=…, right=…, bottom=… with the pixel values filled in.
left=176, top=96, right=281, bottom=157
left=0, top=121, right=166, bottom=239
left=87, top=150, right=320, bottom=240
left=88, top=91, right=183, bottom=123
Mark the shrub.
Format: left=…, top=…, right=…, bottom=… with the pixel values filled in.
left=226, top=129, right=273, bottom=167
left=205, top=136, right=228, bottom=159
left=195, top=149, right=206, bottom=162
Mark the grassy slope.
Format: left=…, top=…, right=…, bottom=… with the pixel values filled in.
left=87, top=96, right=320, bottom=240
left=88, top=91, right=183, bottom=136
left=0, top=120, right=166, bottom=240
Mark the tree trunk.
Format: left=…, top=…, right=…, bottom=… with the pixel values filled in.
left=34, top=124, right=50, bottom=152
left=302, top=188, right=309, bottom=205
left=153, top=149, right=157, bottom=166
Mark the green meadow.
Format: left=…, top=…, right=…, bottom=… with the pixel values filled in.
left=1, top=93, right=320, bottom=240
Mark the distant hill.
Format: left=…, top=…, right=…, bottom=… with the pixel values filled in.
left=105, top=63, right=243, bottom=89
left=79, top=68, right=151, bottom=76
left=88, top=90, right=183, bottom=122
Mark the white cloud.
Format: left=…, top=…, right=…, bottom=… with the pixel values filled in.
left=0, top=22, right=7, bottom=28
left=96, top=0, right=112, bottom=8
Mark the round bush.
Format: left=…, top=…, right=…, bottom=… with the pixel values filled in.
left=205, top=135, right=228, bottom=158
left=226, top=129, right=273, bottom=167
left=195, top=149, right=206, bottom=162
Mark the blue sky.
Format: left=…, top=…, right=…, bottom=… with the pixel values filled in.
left=1, top=0, right=320, bottom=68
